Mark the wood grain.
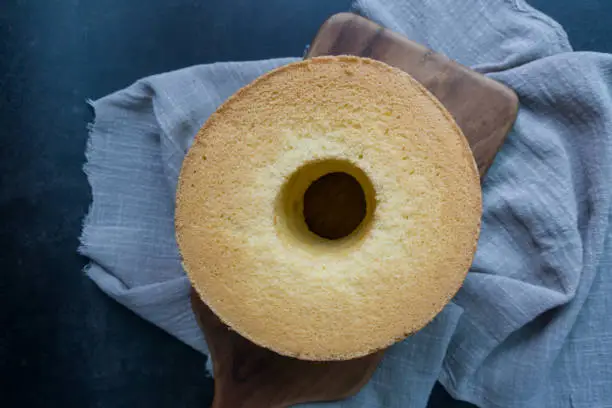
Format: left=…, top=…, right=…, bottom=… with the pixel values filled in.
left=307, top=13, right=519, bottom=176
left=191, top=291, right=384, bottom=408
left=193, top=12, right=518, bottom=408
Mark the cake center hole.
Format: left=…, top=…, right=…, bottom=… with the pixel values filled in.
left=303, top=172, right=367, bottom=240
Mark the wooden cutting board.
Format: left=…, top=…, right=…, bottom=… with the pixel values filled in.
left=307, top=13, right=518, bottom=175
left=191, top=12, right=518, bottom=408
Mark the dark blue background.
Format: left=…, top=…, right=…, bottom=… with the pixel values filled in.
left=1, top=1, right=610, bottom=407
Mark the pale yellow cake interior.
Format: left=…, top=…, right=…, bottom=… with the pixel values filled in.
left=175, top=56, right=482, bottom=360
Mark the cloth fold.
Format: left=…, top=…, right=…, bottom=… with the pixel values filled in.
left=80, top=1, right=612, bottom=407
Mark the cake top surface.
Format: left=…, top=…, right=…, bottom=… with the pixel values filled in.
left=176, top=56, right=482, bottom=360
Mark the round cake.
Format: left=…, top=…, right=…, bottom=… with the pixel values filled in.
left=176, top=56, right=481, bottom=360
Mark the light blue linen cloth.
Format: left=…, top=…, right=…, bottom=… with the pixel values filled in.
left=80, top=1, right=612, bottom=407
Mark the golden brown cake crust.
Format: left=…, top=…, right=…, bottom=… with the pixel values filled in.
left=176, top=56, right=482, bottom=360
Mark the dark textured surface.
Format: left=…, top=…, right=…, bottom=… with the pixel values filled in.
left=530, top=0, right=612, bottom=54
left=0, top=1, right=610, bottom=407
